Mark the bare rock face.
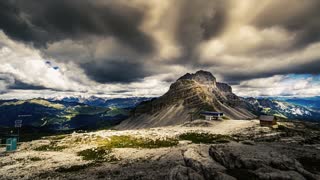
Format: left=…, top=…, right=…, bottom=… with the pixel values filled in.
left=216, top=82, right=232, bottom=93
left=178, top=70, right=217, bottom=87
left=117, top=70, right=256, bottom=129
left=169, top=148, right=236, bottom=180
left=183, top=148, right=226, bottom=179
left=168, top=165, right=204, bottom=180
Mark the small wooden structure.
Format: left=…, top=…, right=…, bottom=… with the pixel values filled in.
left=200, top=111, right=224, bottom=120
left=259, top=115, right=277, bottom=126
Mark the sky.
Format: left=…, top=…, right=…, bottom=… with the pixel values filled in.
left=0, top=0, right=320, bottom=99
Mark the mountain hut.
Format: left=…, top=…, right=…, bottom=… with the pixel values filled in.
left=259, top=115, right=277, bottom=126
left=200, top=111, right=224, bottom=120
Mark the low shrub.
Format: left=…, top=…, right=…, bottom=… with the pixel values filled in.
left=98, top=135, right=179, bottom=149
left=77, top=147, right=116, bottom=162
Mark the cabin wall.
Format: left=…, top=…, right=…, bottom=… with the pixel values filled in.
left=204, top=115, right=220, bottom=120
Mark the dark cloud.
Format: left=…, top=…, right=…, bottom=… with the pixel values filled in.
left=0, top=1, right=39, bottom=43
left=8, top=80, right=48, bottom=90
left=200, top=11, right=226, bottom=40
left=252, top=0, right=320, bottom=49
left=81, top=59, right=151, bottom=83
left=283, top=60, right=320, bottom=75
left=174, top=0, right=227, bottom=61
left=111, top=90, right=131, bottom=94
left=222, top=73, right=277, bottom=85
left=0, top=0, right=154, bottom=53
left=221, top=59, right=320, bottom=85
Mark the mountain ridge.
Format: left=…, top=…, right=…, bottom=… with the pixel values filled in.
left=244, top=97, right=320, bottom=121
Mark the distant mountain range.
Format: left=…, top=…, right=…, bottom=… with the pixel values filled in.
left=244, top=97, right=320, bottom=122
left=271, top=96, right=320, bottom=111
left=49, top=96, right=152, bottom=108
left=0, top=97, right=151, bottom=132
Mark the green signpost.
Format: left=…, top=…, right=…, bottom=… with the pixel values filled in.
left=6, top=136, right=17, bottom=151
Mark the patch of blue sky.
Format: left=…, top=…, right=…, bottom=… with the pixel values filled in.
left=286, top=74, right=320, bottom=84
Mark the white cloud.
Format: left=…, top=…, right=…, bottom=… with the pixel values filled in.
left=0, top=33, right=89, bottom=92
left=234, top=75, right=320, bottom=97
left=0, top=74, right=14, bottom=93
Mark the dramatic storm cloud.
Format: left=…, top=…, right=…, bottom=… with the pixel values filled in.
left=0, top=0, right=320, bottom=98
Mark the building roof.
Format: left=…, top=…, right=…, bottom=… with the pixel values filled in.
left=200, top=111, right=224, bottom=116
left=259, top=115, right=275, bottom=121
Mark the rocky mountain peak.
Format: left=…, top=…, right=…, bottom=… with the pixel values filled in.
left=216, top=82, right=232, bottom=93
left=118, top=70, right=256, bottom=129
left=178, top=70, right=216, bottom=86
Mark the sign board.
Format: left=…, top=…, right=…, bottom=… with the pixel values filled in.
left=15, top=120, right=22, bottom=124
left=15, top=120, right=22, bottom=128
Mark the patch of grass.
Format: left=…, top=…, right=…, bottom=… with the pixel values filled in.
left=98, top=135, right=179, bottom=149
left=34, top=142, right=67, bottom=151
left=179, top=132, right=232, bottom=144
left=77, top=147, right=115, bottom=162
left=221, top=116, right=230, bottom=120
left=29, top=157, right=42, bottom=161
left=78, top=136, right=178, bottom=162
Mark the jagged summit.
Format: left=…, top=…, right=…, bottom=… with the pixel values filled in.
left=178, top=70, right=216, bottom=86
left=117, top=70, right=256, bottom=129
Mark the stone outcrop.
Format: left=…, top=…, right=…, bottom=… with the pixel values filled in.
left=169, top=142, right=320, bottom=180
left=208, top=144, right=320, bottom=180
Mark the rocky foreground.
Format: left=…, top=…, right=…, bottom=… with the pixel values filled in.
left=1, top=120, right=320, bottom=180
